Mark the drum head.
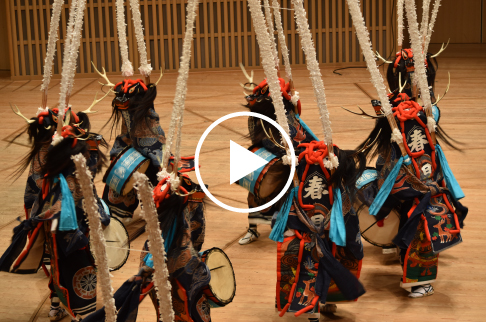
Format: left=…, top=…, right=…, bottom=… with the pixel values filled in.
left=357, top=203, right=400, bottom=248
left=91, top=216, right=130, bottom=271
left=257, top=159, right=290, bottom=200
left=205, top=248, right=236, bottom=305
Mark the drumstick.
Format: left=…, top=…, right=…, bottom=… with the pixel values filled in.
left=210, top=265, right=225, bottom=271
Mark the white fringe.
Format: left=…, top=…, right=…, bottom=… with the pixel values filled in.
left=51, top=132, right=63, bottom=146
left=291, top=0, right=333, bottom=145
left=427, top=116, right=436, bottom=133
left=424, top=0, right=442, bottom=54
left=404, top=0, right=434, bottom=124
left=397, top=0, right=405, bottom=47
left=72, top=154, right=117, bottom=322
left=133, top=172, right=174, bottom=322
left=290, top=91, right=300, bottom=106
left=116, top=0, right=134, bottom=77
left=36, top=107, right=49, bottom=117
left=263, top=0, right=279, bottom=67
left=247, top=0, right=291, bottom=151
left=129, top=0, right=152, bottom=78
left=161, top=0, right=199, bottom=174
left=420, top=0, right=431, bottom=46
left=391, top=128, right=403, bottom=144
left=345, top=0, right=394, bottom=117
left=57, top=0, right=85, bottom=118
left=271, top=0, right=292, bottom=80
left=40, top=0, right=63, bottom=93
left=324, top=152, right=339, bottom=170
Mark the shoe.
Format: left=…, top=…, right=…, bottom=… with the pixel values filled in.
left=48, top=306, right=68, bottom=321
left=321, top=303, right=337, bottom=313
left=239, top=228, right=260, bottom=245
left=408, top=284, right=434, bottom=298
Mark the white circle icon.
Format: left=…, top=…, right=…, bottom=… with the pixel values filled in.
left=194, top=112, right=296, bottom=213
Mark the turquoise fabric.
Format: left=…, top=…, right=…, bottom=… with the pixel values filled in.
left=143, top=221, right=177, bottom=268
left=269, top=187, right=298, bottom=242
left=432, top=105, right=440, bottom=122
left=295, top=114, right=319, bottom=141
left=436, top=145, right=465, bottom=200
left=58, top=174, right=79, bottom=231
left=369, top=156, right=405, bottom=216
left=329, top=187, right=346, bottom=246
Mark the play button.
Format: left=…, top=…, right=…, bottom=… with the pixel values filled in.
left=229, top=140, right=269, bottom=184
left=195, top=111, right=296, bottom=213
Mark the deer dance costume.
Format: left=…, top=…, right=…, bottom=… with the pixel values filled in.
left=84, top=176, right=210, bottom=322
left=0, top=123, right=109, bottom=318
left=241, top=78, right=366, bottom=316
left=357, top=93, right=467, bottom=296
left=102, top=79, right=167, bottom=219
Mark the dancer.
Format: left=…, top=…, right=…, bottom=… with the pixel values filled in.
left=100, top=74, right=167, bottom=219
left=84, top=176, right=210, bottom=322
left=346, top=0, right=467, bottom=298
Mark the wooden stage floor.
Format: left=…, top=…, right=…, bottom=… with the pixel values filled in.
left=0, top=44, right=484, bottom=321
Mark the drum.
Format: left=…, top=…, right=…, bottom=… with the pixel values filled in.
left=355, top=169, right=400, bottom=248
left=236, top=146, right=290, bottom=200
left=103, top=146, right=150, bottom=195
left=91, top=215, right=130, bottom=271
left=200, top=247, right=236, bottom=307
left=356, top=203, right=400, bottom=248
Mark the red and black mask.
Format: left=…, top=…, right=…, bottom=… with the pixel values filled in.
left=113, top=79, right=148, bottom=110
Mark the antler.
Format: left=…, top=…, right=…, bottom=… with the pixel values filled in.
left=82, top=91, right=110, bottom=114
left=239, top=62, right=256, bottom=91
left=430, top=39, right=450, bottom=58
left=340, top=105, right=384, bottom=119
left=398, top=72, right=407, bottom=93
left=433, top=71, right=450, bottom=106
left=10, top=104, right=35, bottom=124
left=92, top=62, right=115, bottom=88
left=353, top=128, right=382, bottom=156
left=154, top=68, right=164, bottom=86
left=260, top=119, right=285, bottom=149
left=375, top=51, right=392, bottom=64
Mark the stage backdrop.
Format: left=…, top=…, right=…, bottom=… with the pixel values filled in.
left=5, top=0, right=395, bottom=80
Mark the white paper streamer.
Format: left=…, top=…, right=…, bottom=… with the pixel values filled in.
left=161, top=0, right=200, bottom=179
left=66, top=0, right=84, bottom=97
left=133, top=172, right=174, bottom=322
left=291, top=0, right=332, bottom=145
left=72, top=153, right=117, bottom=322
left=247, top=0, right=291, bottom=148
left=129, top=0, right=152, bottom=77
left=263, top=0, right=279, bottom=67
left=271, top=0, right=292, bottom=80
left=116, top=0, right=134, bottom=77
left=424, top=0, right=441, bottom=54
left=345, top=0, right=393, bottom=117
left=404, top=0, right=434, bottom=121
left=391, top=128, right=403, bottom=144
left=40, top=0, right=63, bottom=93
left=397, top=0, right=405, bottom=47
left=58, top=0, right=87, bottom=119
left=420, top=0, right=431, bottom=46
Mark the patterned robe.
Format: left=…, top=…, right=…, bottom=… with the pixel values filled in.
left=374, top=104, right=467, bottom=288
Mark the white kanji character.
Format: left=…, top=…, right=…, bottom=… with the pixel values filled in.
left=303, top=176, right=328, bottom=199
left=409, top=129, right=428, bottom=152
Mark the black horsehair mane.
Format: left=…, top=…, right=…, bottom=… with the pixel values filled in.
left=245, top=95, right=366, bottom=198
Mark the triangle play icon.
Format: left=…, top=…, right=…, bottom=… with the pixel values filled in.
left=229, top=140, right=270, bottom=184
